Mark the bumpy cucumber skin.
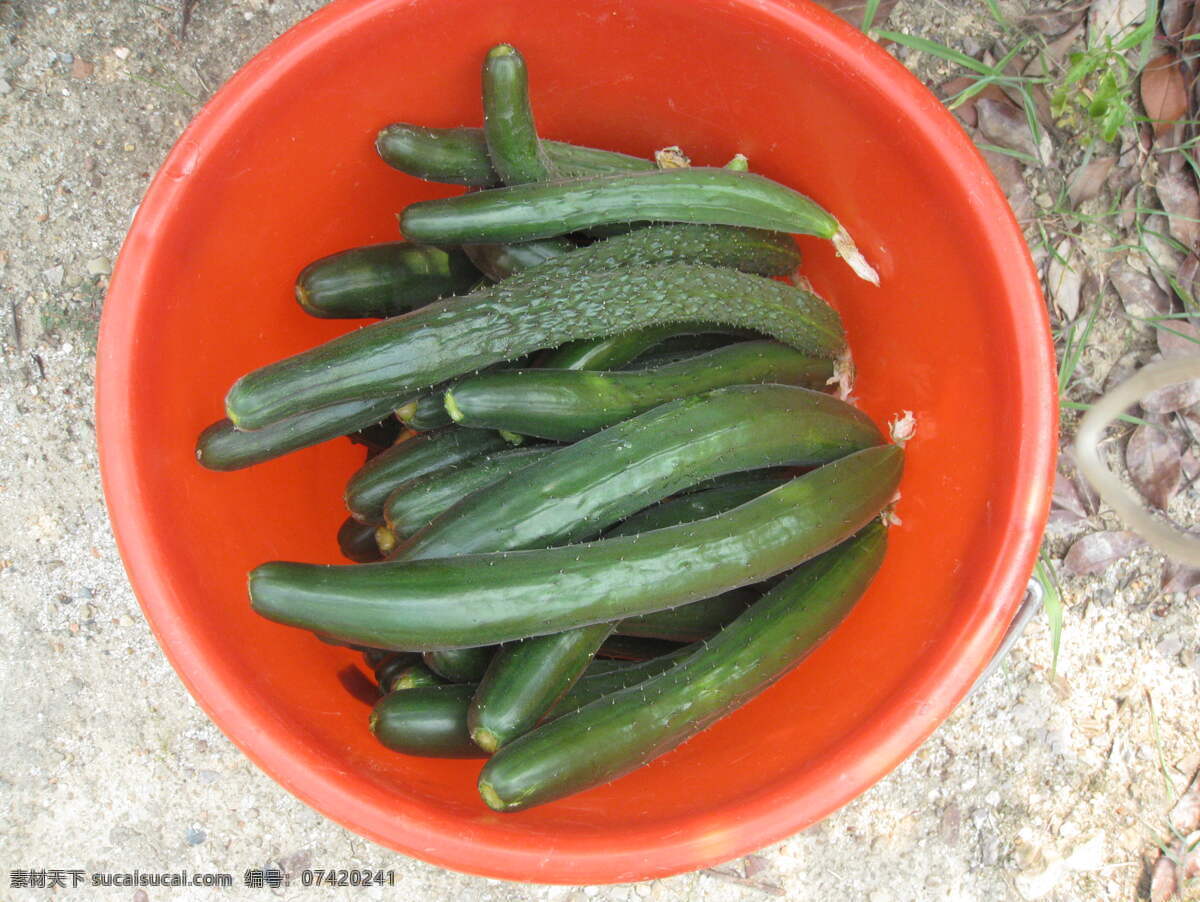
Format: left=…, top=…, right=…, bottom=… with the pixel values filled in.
left=400, top=168, right=840, bottom=245
left=478, top=523, right=888, bottom=811
left=375, top=123, right=653, bottom=187
left=344, top=428, right=510, bottom=525
left=225, top=261, right=840, bottom=430
left=540, top=324, right=737, bottom=370
left=469, top=622, right=614, bottom=752
left=336, top=517, right=383, bottom=564
left=463, top=237, right=574, bottom=282
left=195, top=396, right=402, bottom=472
left=482, top=45, right=551, bottom=185
left=424, top=646, right=494, bottom=683
left=370, top=648, right=692, bottom=758
left=383, top=446, right=555, bottom=539
left=295, top=243, right=480, bottom=319
left=249, top=444, right=903, bottom=650
left=397, top=385, right=881, bottom=562
left=445, top=340, right=836, bottom=440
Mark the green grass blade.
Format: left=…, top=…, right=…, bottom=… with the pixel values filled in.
left=1034, top=555, right=1062, bottom=678
left=875, top=30, right=997, bottom=76
left=861, top=0, right=882, bottom=33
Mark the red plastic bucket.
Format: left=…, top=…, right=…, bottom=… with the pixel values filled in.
left=97, top=0, right=1056, bottom=883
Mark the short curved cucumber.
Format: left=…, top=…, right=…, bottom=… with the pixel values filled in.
left=295, top=243, right=479, bottom=319
left=383, top=446, right=556, bottom=539
left=344, top=428, right=511, bottom=525
left=444, top=340, right=835, bottom=440
left=384, top=660, right=445, bottom=692
left=482, top=44, right=551, bottom=185
left=477, top=523, right=887, bottom=811
left=375, top=123, right=653, bottom=187
left=195, top=395, right=401, bottom=472
left=248, top=444, right=903, bottom=650
left=336, top=517, right=383, bottom=564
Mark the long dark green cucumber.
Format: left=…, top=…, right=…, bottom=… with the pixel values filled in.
left=401, top=168, right=838, bottom=243
left=225, top=262, right=839, bottom=430
left=369, top=648, right=693, bottom=758
left=383, top=446, right=555, bottom=539
left=469, top=622, right=613, bottom=752
left=614, top=590, right=753, bottom=642
left=596, top=635, right=686, bottom=662
left=539, top=324, right=745, bottom=370
left=396, top=385, right=880, bottom=561
left=482, top=44, right=551, bottom=185
left=249, top=444, right=903, bottom=649
left=463, top=237, right=574, bottom=282
left=344, top=428, right=511, bottom=525
left=337, top=517, right=383, bottom=563
left=375, top=124, right=653, bottom=187
left=607, top=472, right=792, bottom=535
left=478, top=523, right=887, bottom=811
left=295, top=243, right=479, bottom=319
left=444, top=341, right=835, bottom=440
left=195, top=396, right=401, bottom=471
left=424, top=647, right=494, bottom=683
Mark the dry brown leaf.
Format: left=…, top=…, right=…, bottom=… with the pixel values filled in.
left=1158, top=320, right=1200, bottom=356
left=942, top=78, right=1006, bottom=129
left=1141, top=349, right=1200, bottom=413
left=1126, top=422, right=1184, bottom=508
left=1062, top=530, right=1146, bottom=575
left=981, top=147, right=1035, bottom=221
left=977, top=98, right=1049, bottom=163
left=807, top=0, right=899, bottom=29
left=1157, top=169, right=1200, bottom=250
left=1169, top=771, right=1200, bottom=833
left=1150, top=853, right=1177, bottom=902
left=1143, top=53, right=1189, bottom=139
left=1021, top=4, right=1088, bottom=35
left=1091, top=0, right=1149, bottom=44
left=1162, top=0, right=1197, bottom=37
left=1047, top=239, right=1083, bottom=322
left=1177, top=255, right=1200, bottom=311
left=1110, top=261, right=1173, bottom=317
left=1143, top=214, right=1186, bottom=295
left=1068, top=156, right=1117, bottom=207
left=1053, top=469, right=1089, bottom=520
left=1162, top=559, right=1200, bottom=593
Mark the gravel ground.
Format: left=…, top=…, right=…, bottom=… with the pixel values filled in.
left=1, top=1, right=1198, bottom=900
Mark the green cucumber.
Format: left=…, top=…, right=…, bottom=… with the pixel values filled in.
left=469, top=622, right=613, bottom=753
left=396, top=385, right=880, bottom=562
left=444, top=341, right=835, bottom=440
left=462, top=237, right=574, bottom=282
left=539, top=324, right=741, bottom=371
left=394, top=390, right=454, bottom=431
left=362, top=648, right=392, bottom=670
left=400, top=168, right=838, bottom=244
left=336, top=517, right=383, bottom=564
left=375, top=124, right=653, bottom=187
left=344, top=428, right=511, bottom=525
left=370, top=647, right=693, bottom=758
left=383, top=446, right=556, bottom=539
left=249, top=443, right=903, bottom=649
left=424, top=646, right=494, bottom=683
left=384, top=660, right=445, bottom=692
left=225, top=261, right=839, bottom=430
left=374, top=652, right=421, bottom=690
left=295, top=243, right=479, bottom=319
left=613, top=591, right=752, bottom=642
left=478, top=522, right=887, bottom=811
left=607, top=472, right=792, bottom=535
left=482, top=44, right=551, bottom=185
left=596, top=635, right=686, bottom=662
left=195, top=396, right=402, bottom=472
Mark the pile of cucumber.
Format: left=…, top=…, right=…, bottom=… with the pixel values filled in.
left=197, top=44, right=904, bottom=812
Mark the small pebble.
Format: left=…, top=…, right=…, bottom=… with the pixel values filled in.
left=42, top=265, right=64, bottom=287
left=85, top=257, right=109, bottom=276
left=185, top=826, right=206, bottom=845
left=113, top=47, right=131, bottom=60
left=1157, top=635, right=1184, bottom=658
